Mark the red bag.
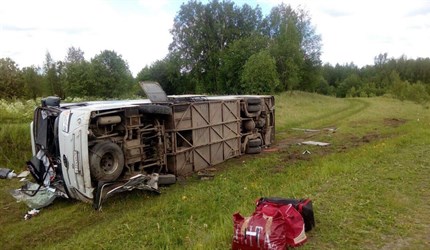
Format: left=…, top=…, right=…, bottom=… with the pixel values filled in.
left=232, top=203, right=307, bottom=250
left=256, top=198, right=315, bottom=232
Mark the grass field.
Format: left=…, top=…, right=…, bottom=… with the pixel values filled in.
left=0, top=93, right=429, bottom=249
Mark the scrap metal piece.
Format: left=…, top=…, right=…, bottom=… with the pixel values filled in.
left=93, top=173, right=160, bottom=210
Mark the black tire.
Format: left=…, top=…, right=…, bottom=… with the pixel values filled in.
left=90, top=142, right=124, bottom=182
left=255, top=118, right=266, bottom=128
left=247, top=104, right=261, bottom=112
left=245, top=97, right=261, bottom=105
left=158, top=174, right=176, bottom=185
left=248, top=138, right=262, bottom=147
left=243, top=120, right=256, bottom=131
left=246, top=146, right=261, bottom=154
left=139, top=105, right=172, bottom=115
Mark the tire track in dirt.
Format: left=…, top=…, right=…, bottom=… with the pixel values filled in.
left=284, top=98, right=370, bottom=131
left=276, top=98, right=370, bottom=148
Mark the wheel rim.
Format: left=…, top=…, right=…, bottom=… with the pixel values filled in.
left=100, top=152, right=117, bottom=174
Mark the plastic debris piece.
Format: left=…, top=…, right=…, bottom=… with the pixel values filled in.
left=300, top=141, right=330, bottom=146
left=10, top=182, right=57, bottom=209
left=24, top=209, right=40, bottom=220
left=7, top=171, right=17, bottom=179
left=17, top=170, right=30, bottom=178
left=302, top=150, right=311, bottom=155
left=0, top=168, right=12, bottom=179
left=292, top=128, right=320, bottom=132
left=0, top=168, right=17, bottom=179
left=324, top=127, right=337, bottom=133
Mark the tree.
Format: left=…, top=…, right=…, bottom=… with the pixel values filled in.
left=65, top=47, right=85, bottom=64
left=64, top=61, right=92, bottom=97
left=295, top=7, right=322, bottom=74
left=218, top=34, right=269, bottom=94
left=43, top=52, right=65, bottom=98
left=240, top=50, right=279, bottom=94
left=21, top=66, right=43, bottom=100
left=169, top=0, right=263, bottom=93
left=136, top=53, right=185, bottom=95
left=270, top=18, right=303, bottom=91
left=0, top=58, right=23, bottom=99
left=374, top=53, right=388, bottom=67
left=263, top=3, right=322, bottom=91
left=63, top=47, right=93, bottom=97
left=337, top=73, right=362, bottom=97
left=90, top=50, right=133, bottom=98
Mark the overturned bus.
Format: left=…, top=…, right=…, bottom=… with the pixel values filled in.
left=27, top=82, right=275, bottom=209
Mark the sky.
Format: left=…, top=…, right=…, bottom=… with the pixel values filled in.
left=1, top=0, right=429, bottom=76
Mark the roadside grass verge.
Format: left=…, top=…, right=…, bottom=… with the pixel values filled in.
left=0, top=93, right=429, bottom=249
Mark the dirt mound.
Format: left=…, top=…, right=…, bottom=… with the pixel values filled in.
left=383, top=118, right=407, bottom=127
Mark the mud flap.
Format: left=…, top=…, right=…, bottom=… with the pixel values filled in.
left=93, top=174, right=160, bottom=210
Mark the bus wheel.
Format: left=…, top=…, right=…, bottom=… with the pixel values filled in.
left=248, top=138, right=262, bottom=147
left=90, top=142, right=124, bottom=182
left=247, top=104, right=261, bottom=112
left=246, top=146, right=261, bottom=154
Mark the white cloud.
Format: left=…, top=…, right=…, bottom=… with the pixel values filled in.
left=0, top=0, right=176, bottom=75
left=258, top=0, right=430, bottom=66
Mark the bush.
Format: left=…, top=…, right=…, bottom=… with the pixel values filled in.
left=390, top=81, right=430, bottom=104
left=240, top=51, right=280, bottom=94
left=0, top=99, right=37, bottom=123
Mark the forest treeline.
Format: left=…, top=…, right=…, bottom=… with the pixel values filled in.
left=1, top=0, right=429, bottom=103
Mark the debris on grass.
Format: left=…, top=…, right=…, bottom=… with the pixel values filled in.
left=17, top=170, right=30, bottom=178
left=292, top=128, right=321, bottom=132
left=300, top=141, right=331, bottom=146
left=292, top=127, right=337, bottom=133
left=197, top=171, right=215, bottom=180
left=24, top=209, right=40, bottom=220
left=0, top=168, right=17, bottom=179
left=10, top=182, right=57, bottom=209
left=324, top=127, right=337, bottom=133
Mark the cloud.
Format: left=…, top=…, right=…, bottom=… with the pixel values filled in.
left=253, top=0, right=430, bottom=65
left=407, top=1, right=430, bottom=16
left=0, top=0, right=178, bottom=75
left=1, top=25, right=38, bottom=32
left=320, top=8, right=351, bottom=18
left=1, top=0, right=430, bottom=73
left=138, top=0, right=170, bottom=11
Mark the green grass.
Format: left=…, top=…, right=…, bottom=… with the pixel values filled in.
left=0, top=93, right=429, bottom=249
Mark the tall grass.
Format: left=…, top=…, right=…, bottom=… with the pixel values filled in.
left=0, top=124, right=32, bottom=170
left=0, top=99, right=36, bottom=123
left=0, top=99, right=35, bottom=170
